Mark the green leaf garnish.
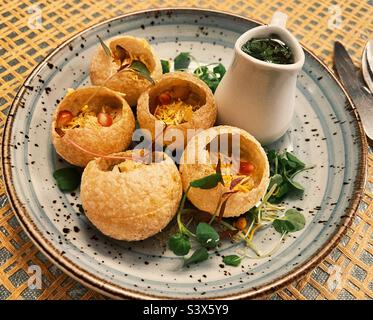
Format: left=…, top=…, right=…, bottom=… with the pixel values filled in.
left=161, top=59, right=170, bottom=73
left=174, top=52, right=191, bottom=70
left=189, top=173, right=223, bottom=189
left=241, top=38, right=294, bottom=65
left=213, top=63, right=226, bottom=78
left=196, top=222, right=220, bottom=249
left=284, top=173, right=305, bottom=191
left=97, top=35, right=111, bottom=58
left=273, top=183, right=290, bottom=201
left=273, top=209, right=306, bottom=234
left=166, top=52, right=226, bottom=92
left=193, top=63, right=226, bottom=93
left=53, top=167, right=81, bottom=192
left=268, top=173, right=283, bottom=190
left=247, top=206, right=259, bottom=223
left=285, top=152, right=305, bottom=169
left=183, top=247, right=209, bottom=267
left=266, top=150, right=314, bottom=202
left=168, top=233, right=191, bottom=256
left=223, top=255, right=242, bottom=266
left=130, top=60, right=155, bottom=84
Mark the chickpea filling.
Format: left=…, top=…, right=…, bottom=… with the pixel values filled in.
left=151, top=83, right=206, bottom=126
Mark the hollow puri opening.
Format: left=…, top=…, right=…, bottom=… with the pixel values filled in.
left=78, top=92, right=123, bottom=116
left=109, top=40, right=156, bottom=74
left=206, top=132, right=264, bottom=187
left=96, top=156, right=145, bottom=173
left=96, top=151, right=166, bottom=172
left=148, top=79, right=207, bottom=120
left=238, top=136, right=265, bottom=186
left=56, top=90, right=124, bottom=130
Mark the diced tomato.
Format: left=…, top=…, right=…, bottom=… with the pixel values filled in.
left=57, top=110, right=73, bottom=127
left=97, top=112, right=113, bottom=127
left=158, top=92, right=171, bottom=105
left=239, top=161, right=254, bottom=175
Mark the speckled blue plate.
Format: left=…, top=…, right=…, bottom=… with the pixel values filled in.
left=2, top=8, right=367, bottom=299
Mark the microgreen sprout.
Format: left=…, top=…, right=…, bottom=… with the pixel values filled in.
left=162, top=52, right=226, bottom=93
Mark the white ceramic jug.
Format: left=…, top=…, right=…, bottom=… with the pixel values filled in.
left=215, top=12, right=305, bottom=145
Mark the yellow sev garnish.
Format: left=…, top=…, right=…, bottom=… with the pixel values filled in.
left=221, top=164, right=255, bottom=192
left=211, top=157, right=256, bottom=193
left=154, top=100, right=196, bottom=125
left=62, top=105, right=99, bottom=130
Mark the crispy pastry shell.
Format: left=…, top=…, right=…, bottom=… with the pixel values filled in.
left=80, top=151, right=182, bottom=241
left=137, top=72, right=217, bottom=148
left=51, top=86, right=135, bottom=167
left=90, top=36, right=162, bottom=106
left=179, top=126, right=270, bottom=217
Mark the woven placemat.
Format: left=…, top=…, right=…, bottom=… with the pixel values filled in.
left=0, top=0, right=372, bottom=300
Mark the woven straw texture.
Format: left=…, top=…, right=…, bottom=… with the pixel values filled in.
left=0, top=0, right=372, bottom=300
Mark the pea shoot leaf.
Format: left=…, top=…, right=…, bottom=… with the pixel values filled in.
left=284, top=172, right=305, bottom=191
left=168, top=52, right=226, bottom=92
left=193, top=65, right=226, bottom=93
left=266, top=150, right=313, bottom=202
left=223, top=255, right=242, bottom=266
left=53, top=167, right=81, bottom=192
left=130, top=60, right=154, bottom=84
left=161, top=59, right=170, bottom=73
left=196, top=222, right=220, bottom=249
left=268, top=174, right=283, bottom=190
left=97, top=35, right=112, bottom=57
left=285, top=152, right=305, bottom=169
left=183, top=247, right=209, bottom=267
left=190, top=173, right=223, bottom=189
left=273, top=209, right=306, bottom=234
left=174, top=52, right=191, bottom=70
left=168, top=233, right=191, bottom=256
left=213, top=63, right=226, bottom=78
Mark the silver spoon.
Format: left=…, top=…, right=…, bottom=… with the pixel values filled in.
left=362, top=39, right=373, bottom=94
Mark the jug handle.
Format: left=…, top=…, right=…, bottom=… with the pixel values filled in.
left=270, top=11, right=288, bottom=29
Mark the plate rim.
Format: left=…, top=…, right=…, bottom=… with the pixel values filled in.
left=1, top=7, right=368, bottom=300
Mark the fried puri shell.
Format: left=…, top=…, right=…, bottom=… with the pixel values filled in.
left=80, top=151, right=182, bottom=241
left=137, top=72, right=217, bottom=147
left=179, top=126, right=270, bottom=217
left=90, top=36, right=162, bottom=106
left=51, top=86, right=135, bottom=167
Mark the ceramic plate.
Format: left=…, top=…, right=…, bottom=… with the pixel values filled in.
left=2, top=8, right=367, bottom=299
